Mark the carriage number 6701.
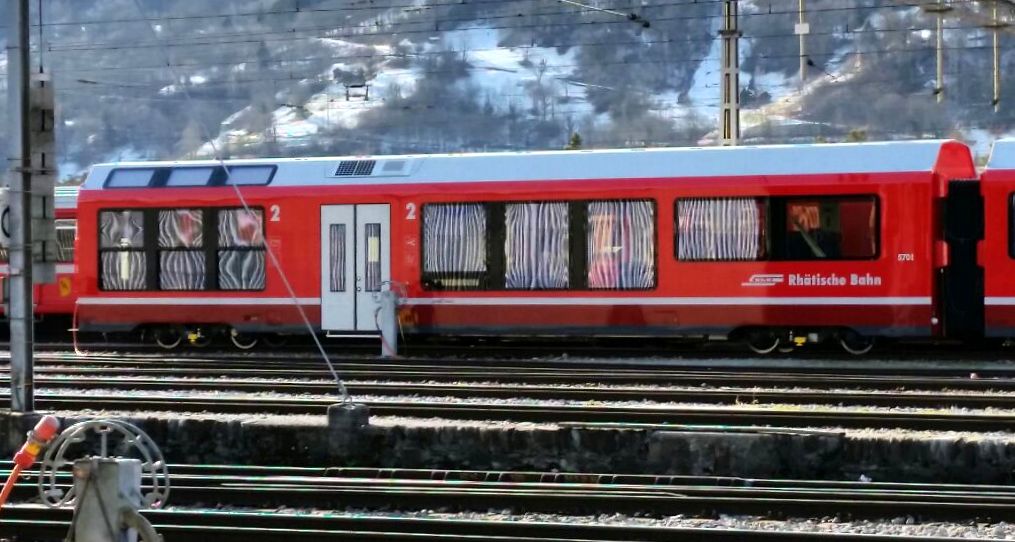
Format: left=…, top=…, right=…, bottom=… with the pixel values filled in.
left=897, top=253, right=914, bottom=261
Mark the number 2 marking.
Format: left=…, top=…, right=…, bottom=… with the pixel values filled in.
left=270, top=204, right=281, bottom=222
left=405, top=202, right=417, bottom=220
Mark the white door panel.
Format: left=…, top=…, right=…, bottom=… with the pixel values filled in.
left=321, top=205, right=355, bottom=331
left=355, top=204, right=391, bottom=331
left=320, top=204, right=390, bottom=332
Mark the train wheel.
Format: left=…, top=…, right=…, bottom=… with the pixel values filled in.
left=840, top=332, right=874, bottom=355
left=262, top=334, right=288, bottom=348
left=153, top=327, right=183, bottom=350
left=229, top=329, right=259, bottom=350
left=746, top=333, right=779, bottom=355
left=776, top=341, right=796, bottom=354
left=189, top=333, right=212, bottom=348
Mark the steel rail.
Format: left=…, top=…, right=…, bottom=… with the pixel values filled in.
left=9, top=392, right=1015, bottom=430
left=14, top=356, right=1015, bottom=390
left=0, top=506, right=987, bottom=541
left=12, top=376, right=1015, bottom=409
left=12, top=348, right=1015, bottom=376
left=7, top=467, right=1015, bottom=522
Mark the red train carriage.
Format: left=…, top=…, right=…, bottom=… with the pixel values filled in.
left=980, top=139, right=1015, bottom=339
left=73, top=141, right=976, bottom=352
left=0, top=186, right=79, bottom=325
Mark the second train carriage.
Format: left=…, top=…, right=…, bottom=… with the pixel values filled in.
left=72, top=141, right=977, bottom=352
left=0, top=185, right=80, bottom=324
left=978, top=138, right=1015, bottom=339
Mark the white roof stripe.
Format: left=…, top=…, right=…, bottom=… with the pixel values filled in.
left=986, top=138, right=1015, bottom=170
left=82, top=140, right=960, bottom=190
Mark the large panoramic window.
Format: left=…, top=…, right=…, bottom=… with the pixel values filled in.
left=676, top=198, right=767, bottom=261
left=422, top=203, right=488, bottom=290
left=97, top=207, right=267, bottom=291
left=158, top=209, right=205, bottom=290
left=99, top=210, right=147, bottom=290
left=587, top=200, right=655, bottom=289
left=504, top=202, right=569, bottom=289
left=217, top=208, right=266, bottom=290
left=779, top=196, right=878, bottom=260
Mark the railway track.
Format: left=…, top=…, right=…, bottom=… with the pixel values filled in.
left=11, top=375, right=1015, bottom=410
left=10, top=392, right=1015, bottom=431
left=7, top=463, right=1015, bottom=521
left=9, top=340, right=1015, bottom=366
left=10, top=352, right=1015, bottom=430
left=0, top=506, right=982, bottom=542
left=15, top=351, right=1015, bottom=388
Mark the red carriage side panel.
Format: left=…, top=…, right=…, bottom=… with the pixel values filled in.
left=398, top=172, right=935, bottom=339
left=73, top=141, right=973, bottom=346
left=981, top=139, right=1015, bottom=337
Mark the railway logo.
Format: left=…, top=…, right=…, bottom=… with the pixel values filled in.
left=742, top=274, right=785, bottom=287
left=59, top=277, right=72, bottom=297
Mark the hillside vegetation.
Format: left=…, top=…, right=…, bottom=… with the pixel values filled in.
left=0, top=0, right=1012, bottom=179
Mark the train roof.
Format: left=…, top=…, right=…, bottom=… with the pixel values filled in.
left=55, top=185, right=79, bottom=209
left=986, top=138, right=1015, bottom=170
left=82, top=139, right=971, bottom=190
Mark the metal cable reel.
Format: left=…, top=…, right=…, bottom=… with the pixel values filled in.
left=37, top=419, right=170, bottom=509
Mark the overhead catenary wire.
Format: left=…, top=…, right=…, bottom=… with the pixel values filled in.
left=34, top=0, right=998, bottom=31
left=32, top=19, right=1003, bottom=77
left=43, top=0, right=989, bottom=53
left=30, top=41, right=997, bottom=94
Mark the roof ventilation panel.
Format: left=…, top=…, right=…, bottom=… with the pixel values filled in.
left=332, top=158, right=413, bottom=178
left=334, top=160, right=376, bottom=177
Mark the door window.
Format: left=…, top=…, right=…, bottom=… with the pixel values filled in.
left=364, top=223, right=382, bottom=292
left=329, top=224, right=346, bottom=292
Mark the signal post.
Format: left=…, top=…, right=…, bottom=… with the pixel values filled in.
left=5, top=0, right=58, bottom=413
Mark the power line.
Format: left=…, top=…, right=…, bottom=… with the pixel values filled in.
left=44, top=0, right=975, bottom=53
left=29, top=40, right=998, bottom=94
left=31, top=17, right=1007, bottom=79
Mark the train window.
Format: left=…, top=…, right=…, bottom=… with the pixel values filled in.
left=106, top=169, right=155, bottom=188
left=98, top=210, right=147, bottom=290
left=217, top=209, right=266, bottom=290
left=166, top=168, right=214, bottom=187
left=422, top=203, right=488, bottom=290
left=1, top=219, right=75, bottom=264
left=1010, top=194, right=1015, bottom=259
left=505, top=202, right=569, bottom=289
left=676, top=198, right=766, bottom=261
left=364, top=223, right=383, bottom=292
left=157, top=209, right=205, bottom=290
left=223, top=166, right=275, bottom=186
left=776, top=196, right=877, bottom=260
left=328, top=225, right=347, bottom=292
left=56, top=219, right=76, bottom=263
left=587, top=200, right=656, bottom=289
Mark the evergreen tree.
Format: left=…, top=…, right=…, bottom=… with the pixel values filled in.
left=565, top=132, right=583, bottom=150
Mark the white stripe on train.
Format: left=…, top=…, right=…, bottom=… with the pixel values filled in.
left=0, top=264, right=75, bottom=274
left=75, top=296, right=932, bottom=306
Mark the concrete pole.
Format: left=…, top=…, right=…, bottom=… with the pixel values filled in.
left=719, top=0, right=741, bottom=146
left=6, top=0, right=35, bottom=413
left=993, top=1, right=1002, bottom=112
left=378, top=290, right=399, bottom=358
left=797, top=0, right=808, bottom=88
left=936, top=3, right=944, bottom=103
